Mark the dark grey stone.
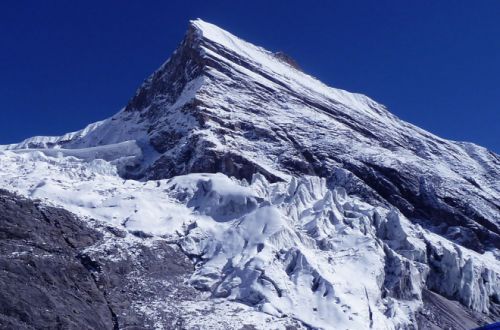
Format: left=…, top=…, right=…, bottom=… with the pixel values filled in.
left=416, top=289, right=497, bottom=330
left=0, top=189, right=113, bottom=330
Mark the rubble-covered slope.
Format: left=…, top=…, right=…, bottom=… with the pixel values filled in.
left=0, top=189, right=113, bottom=329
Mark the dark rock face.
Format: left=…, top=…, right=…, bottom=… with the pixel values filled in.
left=0, top=189, right=113, bottom=329
left=416, top=290, right=497, bottom=330
left=0, top=190, right=196, bottom=329
left=273, top=51, right=301, bottom=70
left=124, top=24, right=205, bottom=114
left=80, top=237, right=197, bottom=329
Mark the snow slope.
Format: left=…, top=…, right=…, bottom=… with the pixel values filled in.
left=0, top=150, right=498, bottom=329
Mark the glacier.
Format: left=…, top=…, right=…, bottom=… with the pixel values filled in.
left=0, top=19, right=499, bottom=329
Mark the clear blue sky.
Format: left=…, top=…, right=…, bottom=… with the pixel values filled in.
left=1, top=1, right=499, bottom=152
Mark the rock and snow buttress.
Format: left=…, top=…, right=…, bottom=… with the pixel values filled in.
left=0, top=19, right=498, bottom=329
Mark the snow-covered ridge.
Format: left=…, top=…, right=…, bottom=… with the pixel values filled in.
left=0, top=119, right=108, bottom=150
left=191, top=19, right=388, bottom=118
left=8, top=140, right=141, bottom=161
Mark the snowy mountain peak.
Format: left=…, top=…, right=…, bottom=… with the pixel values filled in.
left=189, top=18, right=302, bottom=71
left=189, top=18, right=239, bottom=47
left=3, top=20, right=499, bottom=252
left=1, top=20, right=499, bottom=329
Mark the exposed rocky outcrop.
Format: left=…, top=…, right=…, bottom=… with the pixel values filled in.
left=0, top=190, right=112, bottom=329
left=417, top=289, right=497, bottom=330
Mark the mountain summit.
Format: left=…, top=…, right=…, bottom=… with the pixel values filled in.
left=6, top=19, right=499, bottom=252
left=1, top=20, right=499, bottom=329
